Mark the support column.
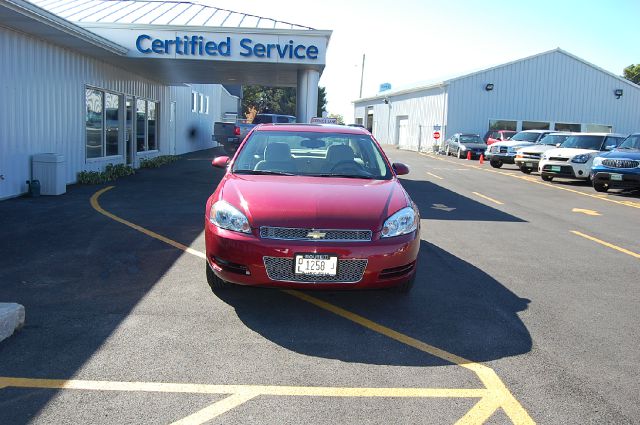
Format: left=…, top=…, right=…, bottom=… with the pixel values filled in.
left=296, top=69, right=320, bottom=123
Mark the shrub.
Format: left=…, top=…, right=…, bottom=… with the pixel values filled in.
left=77, top=163, right=135, bottom=185
left=139, top=155, right=178, bottom=169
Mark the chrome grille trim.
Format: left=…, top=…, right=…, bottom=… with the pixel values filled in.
left=602, top=159, right=639, bottom=169
left=260, top=226, right=372, bottom=242
left=263, top=257, right=367, bottom=283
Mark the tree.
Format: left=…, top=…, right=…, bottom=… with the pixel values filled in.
left=241, top=85, right=329, bottom=121
left=328, top=113, right=345, bottom=125
left=622, top=64, right=640, bottom=85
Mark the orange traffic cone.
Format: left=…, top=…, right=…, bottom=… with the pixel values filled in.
left=466, top=151, right=471, bottom=160
left=479, top=154, right=484, bottom=164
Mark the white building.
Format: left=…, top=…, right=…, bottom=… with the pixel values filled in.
left=0, top=0, right=331, bottom=200
left=353, top=49, right=640, bottom=151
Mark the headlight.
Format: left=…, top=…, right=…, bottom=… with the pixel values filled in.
left=592, top=157, right=603, bottom=167
left=381, top=206, right=418, bottom=238
left=571, top=153, right=593, bottom=164
left=209, top=200, right=251, bottom=234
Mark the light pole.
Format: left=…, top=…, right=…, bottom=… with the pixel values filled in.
left=359, top=54, right=365, bottom=99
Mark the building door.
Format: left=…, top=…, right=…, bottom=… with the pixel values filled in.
left=125, top=96, right=134, bottom=165
left=170, top=101, right=176, bottom=154
left=0, top=156, right=8, bottom=199
left=397, top=117, right=408, bottom=148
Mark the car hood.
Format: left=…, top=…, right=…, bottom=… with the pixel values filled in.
left=544, top=148, right=598, bottom=158
left=491, top=140, right=535, bottom=148
left=518, top=144, right=556, bottom=153
left=597, top=149, right=640, bottom=159
left=461, top=143, right=487, bottom=149
left=219, top=174, right=410, bottom=231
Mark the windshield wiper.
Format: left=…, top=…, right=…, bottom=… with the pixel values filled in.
left=312, top=173, right=372, bottom=179
left=234, top=169, right=295, bottom=176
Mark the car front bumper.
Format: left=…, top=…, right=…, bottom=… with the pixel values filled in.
left=204, top=221, right=420, bottom=290
left=592, top=169, right=640, bottom=189
left=486, top=153, right=516, bottom=164
left=539, top=159, right=590, bottom=179
left=514, top=157, right=540, bottom=169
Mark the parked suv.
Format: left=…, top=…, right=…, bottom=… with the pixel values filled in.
left=484, top=130, right=517, bottom=146
left=514, top=132, right=572, bottom=174
left=590, top=133, right=640, bottom=192
left=539, top=133, right=626, bottom=182
left=485, top=130, right=553, bottom=168
left=444, top=133, right=487, bottom=159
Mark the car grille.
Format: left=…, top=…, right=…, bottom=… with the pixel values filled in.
left=548, top=157, right=569, bottom=162
left=521, top=152, right=541, bottom=159
left=602, top=159, right=639, bottom=169
left=263, top=257, right=367, bottom=283
left=260, top=226, right=372, bottom=242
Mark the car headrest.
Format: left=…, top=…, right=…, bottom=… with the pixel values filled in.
left=326, top=144, right=355, bottom=162
left=264, top=142, right=291, bottom=162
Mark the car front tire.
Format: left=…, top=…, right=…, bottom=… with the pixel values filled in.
left=520, top=166, right=532, bottom=174
left=457, top=149, right=463, bottom=159
left=392, top=274, right=415, bottom=294
left=541, top=174, right=553, bottom=182
left=593, top=182, right=608, bottom=193
left=206, top=261, right=228, bottom=291
left=490, top=159, right=503, bottom=168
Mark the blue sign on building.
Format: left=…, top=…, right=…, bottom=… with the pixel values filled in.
left=379, top=83, right=392, bottom=92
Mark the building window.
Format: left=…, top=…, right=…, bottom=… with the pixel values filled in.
left=355, top=118, right=363, bottom=125
left=136, top=99, right=159, bottom=152
left=199, top=94, right=205, bottom=113
left=584, top=123, right=612, bottom=133
left=522, top=121, right=550, bottom=131
left=489, top=119, right=517, bottom=131
left=205, top=96, right=210, bottom=114
left=191, top=92, right=198, bottom=112
left=85, top=88, right=122, bottom=159
left=554, top=123, right=581, bottom=132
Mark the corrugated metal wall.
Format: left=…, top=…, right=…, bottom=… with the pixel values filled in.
left=446, top=50, right=640, bottom=136
left=0, top=26, right=237, bottom=199
left=354, top=87, right=447, bottom=151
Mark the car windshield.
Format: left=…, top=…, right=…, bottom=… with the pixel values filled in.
left=617, top=135, right=640, bottom=150
left=560, top=135, right=604, bottom=150
left=511, top=132, right=541, bottom=142
left=538, top=134, right=569, bottom=146
left=232, top=131, right=393, bottom=180
left=459, top=135, right=484, bottom=145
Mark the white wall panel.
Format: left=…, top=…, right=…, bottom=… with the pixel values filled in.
left=446, top=50, right=640, bottom=136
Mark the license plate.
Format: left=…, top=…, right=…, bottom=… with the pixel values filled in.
left=525, top=162, right=533, bottom=167
left=551, top=166, right=561, bottom=172
left=294, top=254, right=338, bottom=276
left=227, top=137, right=236, bottom=142
left=610, top=173, right=623, bottom=181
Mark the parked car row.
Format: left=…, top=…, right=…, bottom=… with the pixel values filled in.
left=445, top=129, right=640, bottom=194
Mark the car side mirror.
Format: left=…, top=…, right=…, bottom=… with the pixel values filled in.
left=212, top=156, right=230, bottom=168
left=604, top=145, right=615, bottom=151
left=392, top=162, right=409, bottom=176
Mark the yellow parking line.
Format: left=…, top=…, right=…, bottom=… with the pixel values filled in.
left=472, top=192, right=504, bottom=205
left=426, top=171, right=444, bottom=180
left=170, top=394, right=256, bottom=425
left=422, top=153, right=640, bottom=210
left=88, top=187, right=535, bottom=424
left=571, top=231, right=640, bottom=259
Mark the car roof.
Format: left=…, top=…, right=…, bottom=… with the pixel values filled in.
left=253, top=123, right=370, bottom=135
left=568, top=132, right=627, bottom=137
left=518, top=129, right=552, bottom=134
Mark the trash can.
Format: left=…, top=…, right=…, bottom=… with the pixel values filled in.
left=32, top=153, right=66, bottom=195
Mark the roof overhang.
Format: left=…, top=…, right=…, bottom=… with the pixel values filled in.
left=0, top=0, right=127, bottom=57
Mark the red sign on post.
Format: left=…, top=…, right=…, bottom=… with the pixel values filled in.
left=433, top=131, right=441, bottom=140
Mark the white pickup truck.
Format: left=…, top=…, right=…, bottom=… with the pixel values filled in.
left=213, top=114, right=296, bottom=155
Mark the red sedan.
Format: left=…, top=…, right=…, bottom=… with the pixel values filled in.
left=205, top=124, right=420, bottom=292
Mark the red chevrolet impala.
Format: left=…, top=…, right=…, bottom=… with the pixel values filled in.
left=205, top=124, right=420, bottom=292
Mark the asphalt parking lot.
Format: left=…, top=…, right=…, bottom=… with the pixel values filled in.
left=0, top=147, right=638, bottom=424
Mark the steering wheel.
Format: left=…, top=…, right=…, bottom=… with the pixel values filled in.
left=329, top=160, right=368, bottom=175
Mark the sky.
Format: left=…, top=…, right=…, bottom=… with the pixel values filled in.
left=206, top=0, right=639, bottom=122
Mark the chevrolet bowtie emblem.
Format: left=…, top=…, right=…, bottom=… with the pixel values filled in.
left=306, top=230, right=327, bottom=239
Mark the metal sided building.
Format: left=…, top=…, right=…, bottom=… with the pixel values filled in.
left=353, top=48, right=640, bottom=151
left=0, top=0, right=331, bottom=200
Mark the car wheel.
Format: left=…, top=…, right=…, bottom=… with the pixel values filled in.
left=445, top=146, right=450, bottom=156
left=593, top=182, right=608, bottom=193
left=490, top=160, right=503, bottom=168
left=520, top=166, right=532, bottom=174
left=457, top=149, right=463, bottom=159
left=541, top=174, right=553, bottom=182
left=206, top=261, right=228, bottom=291
left=392, top=274, right=415, bottom=294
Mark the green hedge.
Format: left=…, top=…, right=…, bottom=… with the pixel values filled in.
left=77, top=163, right=135, bottom=185
left=139, top=155, right=179, bottom=169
